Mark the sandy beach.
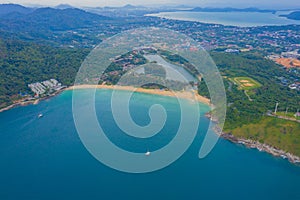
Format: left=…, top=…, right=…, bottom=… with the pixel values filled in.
left=0, top=84, right=210, bottom=113
left=67, top=84, right=211, bottom=105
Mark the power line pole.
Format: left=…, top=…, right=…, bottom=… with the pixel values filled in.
left=274, top=102, right=279, bottom=114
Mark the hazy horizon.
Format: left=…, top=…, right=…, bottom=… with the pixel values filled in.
left=0, top=0, right=300, bottom=9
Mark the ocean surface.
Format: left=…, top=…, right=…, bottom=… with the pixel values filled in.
left=0, top=89, right=300, bottom=199
left=147, top=11, right=300, bottom=27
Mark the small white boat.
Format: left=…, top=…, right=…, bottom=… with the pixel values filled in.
left=38, top=113, right=43, bottom=118
left=145, top=151, right=151, bottom=156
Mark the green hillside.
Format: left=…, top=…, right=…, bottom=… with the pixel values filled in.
left=0, top=38, right=89, bottom=108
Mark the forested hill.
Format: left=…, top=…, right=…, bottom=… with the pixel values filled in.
left=0, top=4, right=34, bottom=16
left=281, top=11, right=300, bottom=21
left=199, top=52, right=300, bottom=129
left=0, top=7, right=111, bottom=31
left=0, top=38, right=89, bottom=108
left=0, top=5, right=113, bottom=46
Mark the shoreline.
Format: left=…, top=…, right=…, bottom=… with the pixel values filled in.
left=0, top=84, right=211, bottom=113
left=221, top=132, right=300, bottom=164
left=1, top=84, right=299, bottom=165
left=0, top=89, right=65, bottom=113
left=67, top=84, right=212, bottom=105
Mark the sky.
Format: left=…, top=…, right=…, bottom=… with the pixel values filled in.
left=0, top=0, right=299, bottom=9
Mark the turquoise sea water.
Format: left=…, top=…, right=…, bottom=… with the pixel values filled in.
left=0, top=89, right=300, bottom=199
left=147, top=11, right=300, bottom=27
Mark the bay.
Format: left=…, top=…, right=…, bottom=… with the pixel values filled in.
left=0, top=89, right=300, bottom=199
left=147, top=11, right=300, bottom=27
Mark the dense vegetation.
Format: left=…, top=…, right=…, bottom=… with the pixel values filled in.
left=0, top=38, right=89, bottom=108
left=0, top=6, right=113, bottom=47
left=198, top=52, right=300, bottom=130
left=196, top=52, right=300, bottom=155
left=231, top=117, right=300, bottom=156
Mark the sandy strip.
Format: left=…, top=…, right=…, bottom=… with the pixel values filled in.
left=67, top=84, right=211, bottom=105
left=0, top=85, right=210, bottom=113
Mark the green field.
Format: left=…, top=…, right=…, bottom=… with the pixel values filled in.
left=229, top=116, right=300, bottom=156
left=230, top=77, right=262, bottom=90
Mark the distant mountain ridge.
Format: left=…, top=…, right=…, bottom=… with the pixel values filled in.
left=103, top=4, right=145, bottom=10
left=54, top=4, right=75, bottom=10
left=0, top=3, right=34, bottom=16
left=0, top=6, right=111, bottom=31
left=189, top=7, right=276, bottom=13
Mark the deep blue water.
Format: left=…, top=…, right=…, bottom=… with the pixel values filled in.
left=0, top=90, right=300, bottom=200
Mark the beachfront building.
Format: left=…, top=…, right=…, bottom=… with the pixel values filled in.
left=28, top=79, right=65, bottom=96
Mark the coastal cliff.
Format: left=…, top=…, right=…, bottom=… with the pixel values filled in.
left=221, top=132, right=300, bottom=164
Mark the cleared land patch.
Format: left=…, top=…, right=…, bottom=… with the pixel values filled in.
left=230, top=77, right=262, bottom=90
left=275, top=58, right=300, bottom=68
